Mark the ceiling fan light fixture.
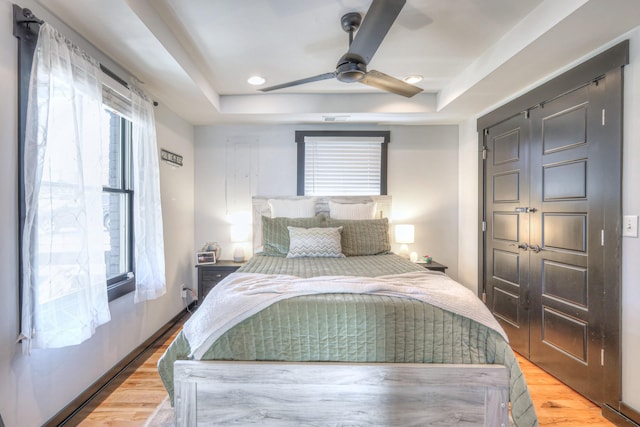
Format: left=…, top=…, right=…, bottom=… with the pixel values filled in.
left=404, top=75, right=423, bottom=84
left=247, top=75, right=266, bottom=86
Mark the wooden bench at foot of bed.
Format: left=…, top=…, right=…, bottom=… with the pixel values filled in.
left=174, top=361, right=510, bottom=426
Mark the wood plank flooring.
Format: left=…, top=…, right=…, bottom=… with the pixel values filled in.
left=514, top=352, right=614, bottom=426
left=67, top=319, right=185, bottom=427
left=68, top=313, right=614, bottom=426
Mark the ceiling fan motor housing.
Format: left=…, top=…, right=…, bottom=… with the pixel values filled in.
left=336, top=62, right=367, bottom=83
left=336, top=60, right=366, bottom=83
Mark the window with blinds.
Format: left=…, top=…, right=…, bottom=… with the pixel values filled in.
left=296, top=131, right=389, bottom=196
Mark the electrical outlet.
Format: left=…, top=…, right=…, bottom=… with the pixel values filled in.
left=623, top=215, right=638, bottom=238
left=181, top=288, right=188, bottom=298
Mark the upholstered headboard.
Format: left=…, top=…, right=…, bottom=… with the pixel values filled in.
left=252, top=195, right=392, bottom=252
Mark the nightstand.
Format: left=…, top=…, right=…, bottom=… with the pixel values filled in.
left=196, top=260, right=246, bottom=301
left=416, top=260, right=448, bottom=273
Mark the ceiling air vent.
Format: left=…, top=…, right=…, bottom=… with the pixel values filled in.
left=323, top=115, right=350, bottom=122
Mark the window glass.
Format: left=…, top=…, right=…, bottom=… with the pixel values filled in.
left=101, top=106, right=132, bottom=285
left=101, top=109, right=123, bottom=188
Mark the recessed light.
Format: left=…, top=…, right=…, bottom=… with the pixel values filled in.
left=404, top=75, right=423, bottom=84
left=247, top=75, right=266, bottom=85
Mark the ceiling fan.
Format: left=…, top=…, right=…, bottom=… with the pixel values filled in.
left=259, top=0, right=423, bottom=98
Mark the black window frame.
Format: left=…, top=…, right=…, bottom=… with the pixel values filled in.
left=295, top=130, right=390, bottom=196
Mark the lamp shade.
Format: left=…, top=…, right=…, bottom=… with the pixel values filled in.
left=230, top=224, right=250, bottom=243
left=395, top=224, right=415, bottom=244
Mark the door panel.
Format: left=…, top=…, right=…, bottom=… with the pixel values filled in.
left=528, top=82, right=605, bottom=404
left=484, top=114, right=530, bottom=356
left=541, top=260, right=588, bottom=307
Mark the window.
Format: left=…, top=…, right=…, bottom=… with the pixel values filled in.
left=15, top=19, right=137, bottom=303
left=16, top=19, right=165, bottom=350
left=296, top=131, right=390, bottom=196
left=101, top=93, right=135, bottom=300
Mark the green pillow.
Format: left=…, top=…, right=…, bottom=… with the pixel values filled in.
left=262, top=215, right=325, bottom=256
left=325, top=218, right=391, bottom=256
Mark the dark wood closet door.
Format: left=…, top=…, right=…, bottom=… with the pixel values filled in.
left=528, top=81, right=607, bottom=404
left=484, top=113, right=531, bottom=356
left=480, top=42, right=626, bottom=412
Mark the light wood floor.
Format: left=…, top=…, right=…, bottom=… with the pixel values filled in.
left=514, top=352, right=614, bottom=426
left=68, top=313, right=614, bottom=426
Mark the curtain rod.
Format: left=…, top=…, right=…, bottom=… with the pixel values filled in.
left=14, top=7, right=43, bottom=26
left=13, top=4, right=158, bottom=106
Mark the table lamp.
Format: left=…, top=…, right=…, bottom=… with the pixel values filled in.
left=395, top=224, right=414, bottom=259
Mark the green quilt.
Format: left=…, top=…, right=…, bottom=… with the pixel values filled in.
left=158, top=255, right=538, bottom=426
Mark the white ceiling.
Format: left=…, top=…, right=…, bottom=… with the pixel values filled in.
left=33, top=0, right=640, bottom=125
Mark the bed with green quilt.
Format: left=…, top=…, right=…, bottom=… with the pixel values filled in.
left=158, top=196, right=537, bottom=426
left=159, top=254, right=537, bottom=427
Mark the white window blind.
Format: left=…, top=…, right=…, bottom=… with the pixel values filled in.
left=304, top=136, right=384, bottom=196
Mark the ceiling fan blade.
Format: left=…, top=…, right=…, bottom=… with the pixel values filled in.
left=259, top=72, right=337, bottom=92
left=347, top=0, right=406, bottom=64
left=360, top=70, right=423, bottom=97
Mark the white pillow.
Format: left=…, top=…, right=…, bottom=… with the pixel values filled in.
left=286, top=226, right=345, bottom=258
left=329, top=201, right=377, bottom=220
left=268, top=198, right=316, bottom=218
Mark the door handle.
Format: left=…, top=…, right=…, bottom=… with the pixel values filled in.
left=514, top=207, right=537, bottom=213
left=529, top=244, right=543, bottom=253
left=509, top=242, right=529, bottom=251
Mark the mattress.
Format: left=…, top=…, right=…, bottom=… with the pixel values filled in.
left=158, top=254, right=538, bottom=426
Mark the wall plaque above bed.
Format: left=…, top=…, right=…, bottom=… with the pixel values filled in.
left=252, top=195, right=392, bottom=253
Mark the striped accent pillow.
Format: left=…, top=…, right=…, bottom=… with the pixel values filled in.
left=286, top=226, right=345, bottom=258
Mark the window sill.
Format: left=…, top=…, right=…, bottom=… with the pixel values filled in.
left=107, top=275, right=135, bottom=302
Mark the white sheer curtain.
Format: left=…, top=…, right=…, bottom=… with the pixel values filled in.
left=21, top=24, right=111, bottom=351
left=131, top=88, right=166, bottom=302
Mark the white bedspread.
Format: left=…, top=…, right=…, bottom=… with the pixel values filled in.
left=183, top=270, right=508, bottom=359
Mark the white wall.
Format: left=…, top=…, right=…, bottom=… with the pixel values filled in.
left=0, top=1, right=195, bottom=425
left=457, top=26, right=640, bottom=413
left=620, top=25, right=640, bottom=414
left=194, top=124, right=460, bottom=280
left=457, top=118, right=480, bottom=292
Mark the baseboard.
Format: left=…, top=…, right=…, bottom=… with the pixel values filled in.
left=603, top=404, right=640, bottom=427
left=43, top=303, right=193, bottom=427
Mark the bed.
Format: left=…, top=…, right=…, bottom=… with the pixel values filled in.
left=158, top=196, right=538, bottom=426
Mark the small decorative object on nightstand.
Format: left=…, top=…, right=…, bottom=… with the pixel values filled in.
left=196, top=260, right=246, bottom=301
left=416, top=259, right=448, bottom=273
